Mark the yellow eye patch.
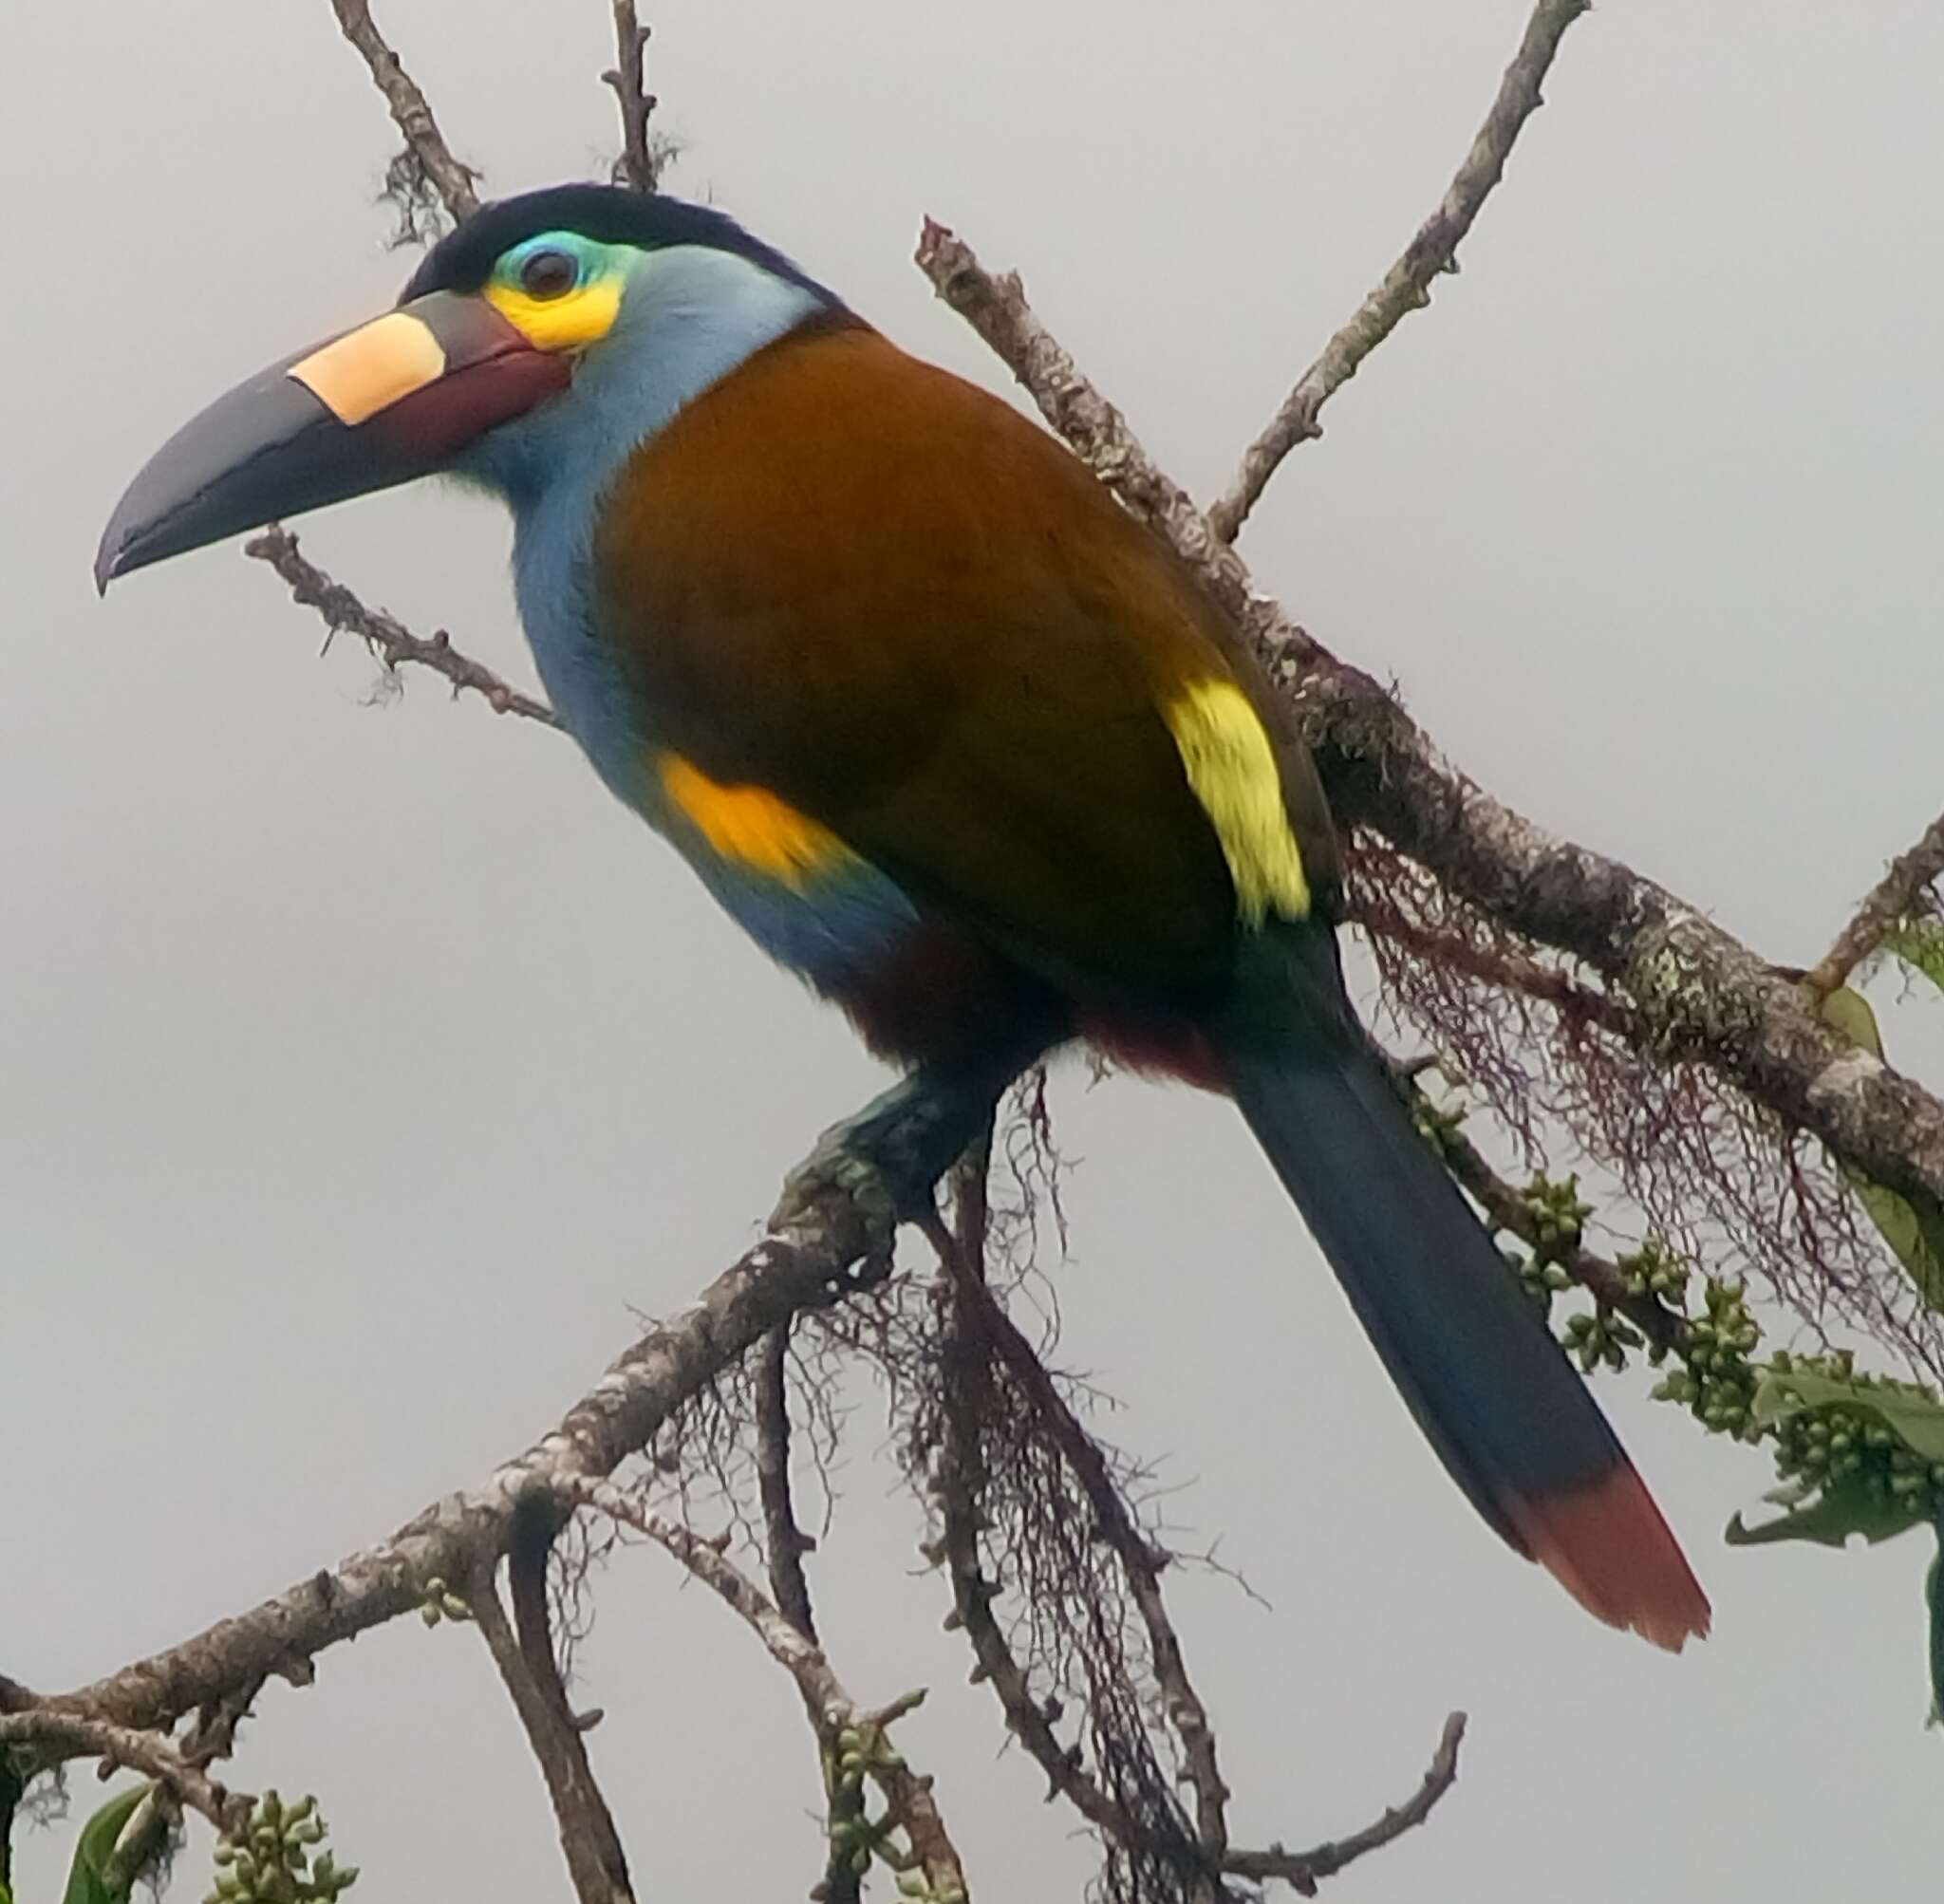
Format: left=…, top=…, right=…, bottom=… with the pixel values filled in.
left=1165, top=680, right=1311, bottom=924
left=483, top=274, right=624, bottom=354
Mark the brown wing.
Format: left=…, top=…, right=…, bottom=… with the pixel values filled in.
left=593, top=317, right=1336, bottom=1004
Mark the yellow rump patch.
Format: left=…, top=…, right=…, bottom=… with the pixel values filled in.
left=1164, top=680, right=1310, bottom=924
left=657, top=753, right=850, bottom=889
left=289, top=311, right=447, bottom=426
left=485, top=275, right=624, bottom=355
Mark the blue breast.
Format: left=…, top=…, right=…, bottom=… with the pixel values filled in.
left=678, top=846, right=919, bottom=986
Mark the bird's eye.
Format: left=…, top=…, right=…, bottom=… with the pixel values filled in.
left=518, top=248, right=579, bottom=300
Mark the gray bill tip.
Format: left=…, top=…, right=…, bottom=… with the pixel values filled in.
left=93, top=526, right=128, bottom=595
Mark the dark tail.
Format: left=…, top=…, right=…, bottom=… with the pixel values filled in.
left=1213, top=932, right=1710, bottom=1651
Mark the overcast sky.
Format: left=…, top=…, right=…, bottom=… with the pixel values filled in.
left=6, top=1, right=1943, bottom=1897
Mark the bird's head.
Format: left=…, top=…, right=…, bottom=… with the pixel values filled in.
left=95, top=184, right=838, bottom=589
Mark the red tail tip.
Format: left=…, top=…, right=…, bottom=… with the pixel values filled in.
left=1506, top=1465, right=1711, bottom=1652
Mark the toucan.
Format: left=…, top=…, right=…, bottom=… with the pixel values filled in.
left=97, top=184, right=1709, bottom=1648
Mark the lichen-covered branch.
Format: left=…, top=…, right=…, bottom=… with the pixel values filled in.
left=913, top=223, right=1944, bottom=1257
left=20, top=1146, right=902, bottom=1738
left=245, top=528, right=559, bottom=726
left=327, top=0, right=480, bottom=221
left=1805, top=805, right=1944, bottom=996
left=1206, top=0, right=1590, bottom=541
left=0, top=1708, right=245, bottom=1837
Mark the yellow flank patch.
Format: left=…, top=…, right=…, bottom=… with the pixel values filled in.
left=1164, top=680, right=1310, bottom=924
left=657, top=753, right=850, bottom=888
left=484, top=275, right=625, bottom=354
left=289, top=311, right=447, bottom=425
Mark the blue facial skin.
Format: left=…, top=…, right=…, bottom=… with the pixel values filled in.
left=454, top=239, right=920, bottom=985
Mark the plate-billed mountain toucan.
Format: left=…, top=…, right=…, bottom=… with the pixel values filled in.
left=96, top=184, right=1709, bottom=1649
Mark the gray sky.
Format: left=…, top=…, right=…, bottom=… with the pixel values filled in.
left=7, top=0, right=1943, bottom=1896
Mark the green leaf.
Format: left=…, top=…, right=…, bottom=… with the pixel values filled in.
left=1928, top=1526, right=1944, bottom=1727
left=2, top=1750, right=22, bottom=1904
left=1846, top=1176, right=1944, bottom=1312
left=1726, top=1473, right=1924, bottom=1549
left=1752, top=1368, right=1944, bottom=1463
left=62, top=1783, right=153, bottom=1904
left=1818, top=987, right=1944, bottom=1311
left=1885, top=920, right=1944, bottom=997
left=1820, top=983, right=1885, bottom=1056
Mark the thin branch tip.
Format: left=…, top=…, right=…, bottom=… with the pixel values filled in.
left=328, top=0, right=480, bottom=224
left=1224, top=1709, right=1467, bottom=1892
left=246, top=528, right=559, bottom=726
left=1806, top=808, right=1944, bottom=995
left=1208, top=0, right=1593, bottom=541
left=605, top=1, right=665, bottom=192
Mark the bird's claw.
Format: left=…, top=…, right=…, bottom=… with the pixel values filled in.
left=773, top=1127, right=933, bottom=1245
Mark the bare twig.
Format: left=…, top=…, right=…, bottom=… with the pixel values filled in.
left=916, top=220, right=1213, bottom=569
left=245, top=528, right=560, bottom=726
left=1223, top=1711, right=1467, bottom=1896
left=0, top=1709, right=245, bottom=1838
left=756, top=1325, right=819, bottom=1643
left=1207, top=0, right=1590, bottom=540
left=327, top=0, right=480, bottom=221
left=1805, top=806, right=1944, bottom=995
left=569, top=1480, right=968, bottom=1901
left=913, top=222, right=1944, bottom=1241
left=470, top=1531, right=634, bottom=1904
left=602, top=2, right=664, bottom=193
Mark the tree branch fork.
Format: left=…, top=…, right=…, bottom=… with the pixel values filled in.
left=2, top=1116, right=1452, bottom=1903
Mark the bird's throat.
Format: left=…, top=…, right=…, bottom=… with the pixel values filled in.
left=478, top=248, right=830, bottom=798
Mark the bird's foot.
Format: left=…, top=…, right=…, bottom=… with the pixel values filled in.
left=772, top=1068, right=1000, bottom=1246
left=776, top=1126, right=907, bottom=1238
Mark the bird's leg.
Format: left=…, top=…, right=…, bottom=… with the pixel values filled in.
left=776, top=1026, right=1055, bottom=1230
left=780, top=1068, right=1006, bottom=1226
